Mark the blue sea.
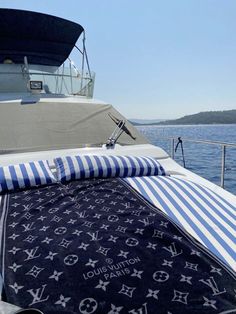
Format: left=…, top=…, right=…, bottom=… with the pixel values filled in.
left=137, top=124, right=236, bottom=195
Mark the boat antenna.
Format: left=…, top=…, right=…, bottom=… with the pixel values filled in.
left=75, top=31, right=91, bottom=79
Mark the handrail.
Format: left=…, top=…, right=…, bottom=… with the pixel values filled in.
left=158, top=136, right=236, bottom=189
left=0, top=67, right=95, bottom=97
left=164, top=137, right=236, bottom=148
left=0, top=71, right=92, bottom=80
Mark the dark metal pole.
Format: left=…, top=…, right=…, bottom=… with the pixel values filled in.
left=220, top=145, right=226, bottom=188
left=171, top=138, right=175, bottom=159
left=175, top=137, right=186, bottom=168
left=180, top=140, right=186, bottom=168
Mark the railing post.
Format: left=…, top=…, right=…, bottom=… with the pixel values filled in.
left=148, top=136, right=236, bottom=191
left=170, top=138, right=175, bottom=159
left=220, top=145, right=226, bottom=188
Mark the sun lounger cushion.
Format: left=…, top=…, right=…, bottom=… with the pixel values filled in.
left=54, top=155, right=166, bottom=183
left=0, top=160, right=56, bottom=193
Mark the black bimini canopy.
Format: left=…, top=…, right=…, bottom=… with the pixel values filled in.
left=0, top=9, right=84, bottom=66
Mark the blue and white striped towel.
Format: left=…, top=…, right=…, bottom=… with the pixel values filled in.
left=124, top=175, right=236, bottom=271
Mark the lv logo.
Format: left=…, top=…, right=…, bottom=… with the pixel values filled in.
left=129, top=303, right=148, bottom=314
left=199, top=277, right=226, bottom=296
left=27, top=284, right=49, bottom=305
left=23, top=246, right=41, bottom=261
left=163, top=242, right=183, bottom=257
left=87, top=231, right=103, bottom=241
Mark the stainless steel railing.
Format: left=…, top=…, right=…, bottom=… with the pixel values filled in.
left=162, top=136, right=236, bottom=189
left=0, top=60, right=95, bottom=97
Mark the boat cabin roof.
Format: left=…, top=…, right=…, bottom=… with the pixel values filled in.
left=0, top=8, right=84, bottom=67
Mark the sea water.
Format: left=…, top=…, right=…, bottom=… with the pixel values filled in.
left=137, top=124, right=236, bottom=195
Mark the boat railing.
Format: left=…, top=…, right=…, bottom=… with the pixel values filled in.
left=28, top=67, right=95, bottom=98
left=159, top=136, right=236, bottom=189
left=0, top=63, right=95, bottom=98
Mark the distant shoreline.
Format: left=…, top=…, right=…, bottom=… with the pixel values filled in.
left=129, top=109, right=236, bottom=126
left=135, top=123, right=236, bottom=127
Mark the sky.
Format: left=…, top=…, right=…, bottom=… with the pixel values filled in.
left=1, top=0, right=236, bottom=119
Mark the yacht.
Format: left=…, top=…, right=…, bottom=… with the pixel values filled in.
left=0, top=9, right=235, bottom=314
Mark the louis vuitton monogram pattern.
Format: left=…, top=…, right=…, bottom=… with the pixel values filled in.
left=1, top=178, right=235, bottom=313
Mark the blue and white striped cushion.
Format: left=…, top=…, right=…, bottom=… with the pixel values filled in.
left=54, top=155, right=166, bottom=183
left=0, top=160, right=56, bottom=193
